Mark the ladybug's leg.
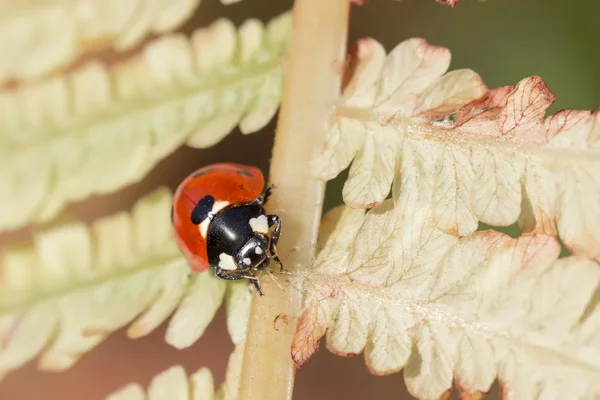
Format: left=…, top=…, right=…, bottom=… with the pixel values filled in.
left=251, top=278, right=263, bottom=295
left=215, top=267, right=263, bottom=296
left=257, top=184, right=276, bottom=206
left=266, top=214, right=285, bottom=273
left=244, top=274, right=262, bottom=295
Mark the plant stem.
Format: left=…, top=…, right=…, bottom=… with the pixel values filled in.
left=238, top=1, right=349, bottom=399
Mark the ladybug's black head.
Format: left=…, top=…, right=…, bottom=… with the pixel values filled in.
left=191, top=195, right=215, bottom=225
left=238, top=234, right=270, bottom=270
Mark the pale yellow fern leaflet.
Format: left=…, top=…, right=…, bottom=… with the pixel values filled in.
left=107, top=341, right=245, bottom=400
left=0, top=11, right=291, bottom=231
left=0, top=188, right=251, bottom=377
left=315, top=38, right=600, bottom=260
left=292, top=202, right=600, bottom=400
left=0, top=0, right=251, bottom=84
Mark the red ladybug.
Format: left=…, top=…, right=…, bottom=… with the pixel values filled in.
left=171, top=163, right=282, bottom=295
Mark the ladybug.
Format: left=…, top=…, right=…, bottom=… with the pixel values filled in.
left=171, top=163, right=283, bottom=295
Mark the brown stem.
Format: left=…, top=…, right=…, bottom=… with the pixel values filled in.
left=238, top=1, right=350, bottom=399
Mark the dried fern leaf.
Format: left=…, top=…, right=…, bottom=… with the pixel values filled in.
left=316, top=37, right=600, bottom=260
left=0, top=188, right=251, bottom=376
left=106, top=342, right=246, bottom=400
left=292, top=202, right=600, bottom=400
left=0, top=0, right=250, bottom=84
left=0, top=11, right=291, bottom=232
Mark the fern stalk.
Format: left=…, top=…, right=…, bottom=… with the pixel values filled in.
left=238, top=1, right=350, bottom=399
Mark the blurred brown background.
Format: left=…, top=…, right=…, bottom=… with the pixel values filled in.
left=0, top=0, right=598, bottom=398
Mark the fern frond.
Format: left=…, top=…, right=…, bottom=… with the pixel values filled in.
left=0, top=188, right=251, bottom=376
left=316, top=37, right=600, bottom=260
left=293, top=202, right=600, bottom=400
left=106, top=342, right=245, bottom=400
left=0, top=11, right=291, bottom=231
left=0, top=0, right=250, bottom=84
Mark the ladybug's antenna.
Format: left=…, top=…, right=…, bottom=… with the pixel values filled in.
left=278, top=246, right=299, bottom=263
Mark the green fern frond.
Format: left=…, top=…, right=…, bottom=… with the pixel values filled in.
left=106, top=342, right=245, bottom=400
left=0, top=11, right=291, bottom=231
left=0, top=188, right=251, bottom=376
left=0, top=0, right=252, bottom=84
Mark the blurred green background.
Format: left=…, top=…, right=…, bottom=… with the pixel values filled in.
left=1, top=0, right=598, bottom=399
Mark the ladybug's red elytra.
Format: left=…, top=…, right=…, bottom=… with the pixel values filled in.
left=171, top=163, right=283, bottom=295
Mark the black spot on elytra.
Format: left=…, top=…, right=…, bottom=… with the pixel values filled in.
left=191, top=195, right=215, bottom=225
left=237, top=169, right=252, bottom=177
left=192, top=168, right=213, bottom=178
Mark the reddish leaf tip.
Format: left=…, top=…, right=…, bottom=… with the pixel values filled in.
left=437, top=0, right=460, bottom=6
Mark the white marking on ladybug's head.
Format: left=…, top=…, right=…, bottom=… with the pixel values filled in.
left=212, top=201, right=229, bottom=214
left=218, top=253, right=237, bottom=270
left=255, top=247, right=263, bottom=255
left=249, top=215, right=268, bottom=234
left=243, top=257, right=251, bottom=266
left=199, top=219, right=210, bottom=238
